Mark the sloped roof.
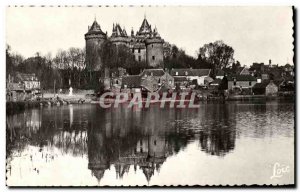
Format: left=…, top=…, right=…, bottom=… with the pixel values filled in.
left=112, top=23, right=127, bottom=37
left=140, top=69, right=165, bottom=77
left=86, top=20, right=106, bottom=36
left=239, top=67, right=250, bottom=75
left=170, top=69, right=211, bottom=77
left=7, top=82, right=24, bottom=91
left=122, top=75, right=141, bottom=88
left=210, top=78, right=222, bottom=85
left=137, top=18, right=152, bottom=36
left=227, top=75, right=256, bottom=81
left=141, top=166, right=155, bottom=183
left=216, top=69, right=225, bottom=76
left=253, top=80, right=278, bottom=89
left=123, top=29, right=127, bottom=36
left=14, top=72, right=39, bottom=82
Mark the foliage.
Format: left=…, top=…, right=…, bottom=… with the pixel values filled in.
left=197, top=40, right=234, bottom=74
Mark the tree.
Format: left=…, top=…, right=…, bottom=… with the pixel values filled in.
left=231, top=60, right=241, bottom=74
left=198, top=40, right=234, bottom=71
left=6, top=45, right=13, bottom=78
left=164, top=45, right=198, bottom=69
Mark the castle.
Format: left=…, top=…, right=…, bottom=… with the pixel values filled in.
left=85, top=17, right=170, bottom=71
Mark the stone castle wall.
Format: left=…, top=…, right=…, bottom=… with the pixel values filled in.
left=146, top=42, right=164, bottom=67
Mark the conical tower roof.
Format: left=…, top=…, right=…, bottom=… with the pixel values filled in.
left=86, top=19, right=106, bottom=36
left=137, top=18, right=152, bottom=36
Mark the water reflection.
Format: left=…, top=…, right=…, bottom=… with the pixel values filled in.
left=6, top=101, right=294, bottom=185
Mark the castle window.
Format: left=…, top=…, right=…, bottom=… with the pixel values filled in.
left=138, top=56, right=141, bottom=62
left=234, top=81, right=237, bottom=86
left=138, top=48, right=141, bottom=53
left=152, top=56, right=155, bottom=60
left=152, top=45, right=153, bottom=48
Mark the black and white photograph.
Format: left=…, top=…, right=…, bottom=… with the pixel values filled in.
left=5, top=6, right=295, bottom=187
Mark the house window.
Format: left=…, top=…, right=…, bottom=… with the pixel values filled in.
left=152, top=45, right=153, bottom=48
left=138, top=56, right=141, bottom=62
left=138, top=48, right=141, bottom=53
left=152, top=56, right=155, bottom=60
left=249, top=81, right=252, bottom=86
left=132, top=48, right=134, bottom=53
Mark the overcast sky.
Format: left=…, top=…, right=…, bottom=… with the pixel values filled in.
left=6, top=6, right=293, bottom=66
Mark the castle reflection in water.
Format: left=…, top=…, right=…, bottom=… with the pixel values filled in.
left=7, top=103, right=241, bottom=182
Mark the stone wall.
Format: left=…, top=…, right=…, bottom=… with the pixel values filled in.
left=133, top=47, right=146, bottom=62
left=146, top=43, right=164, bottom=67
left=85, top=37, right=106, bottom=71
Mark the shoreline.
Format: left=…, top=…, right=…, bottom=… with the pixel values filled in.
left=6, top=94, right=294, bottom=115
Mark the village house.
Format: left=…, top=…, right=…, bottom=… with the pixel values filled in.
left=226, top=75, right=257, bottom=90
left=252, top=80, right=278, bottom=96
left=14, top=72, right=40, bottom=91
left=215, top=69, right=225, bottom=79
left=170, top=68, right=212, bottom=87
left=140, top=69, right=174, bottom=92
left=239, top=67, right=250, bottom=75
left=121, top=69, right=174, bottom=94
left=121, top=75, right=141, bottom=92
left=7, top=73, right=41, bottom=101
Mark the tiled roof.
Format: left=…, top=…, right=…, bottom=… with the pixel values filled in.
left=140, top=69, right=165, bottom=77
left=227, top=75, right=256, bottom=81
left=122, top=75, right=141, bottom=88
left=112, top=23, right=127, bottom=37
left=137, top=18, right=152, bottom=36
left=86, top=20, right=106, bottom=36
left=239, top=67, right=250, bottom=75
left=170, top=69, right=211, bottom=77
left=14, top=72, right=39, bottom=82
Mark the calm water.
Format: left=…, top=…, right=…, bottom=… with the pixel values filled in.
left=6, top=101, right=294, bottom=186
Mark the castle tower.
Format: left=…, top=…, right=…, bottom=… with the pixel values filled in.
left=85, top=19, right=107, bottom=71
left=110, top=23, right=130, bottom=47
left=145, top=26, right=164, bottom=67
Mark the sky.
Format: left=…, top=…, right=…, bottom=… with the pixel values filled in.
left=6, top=6, right=294, bottom=66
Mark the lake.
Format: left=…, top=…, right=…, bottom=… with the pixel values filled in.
left=6, top=101, right=294, bottom=186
